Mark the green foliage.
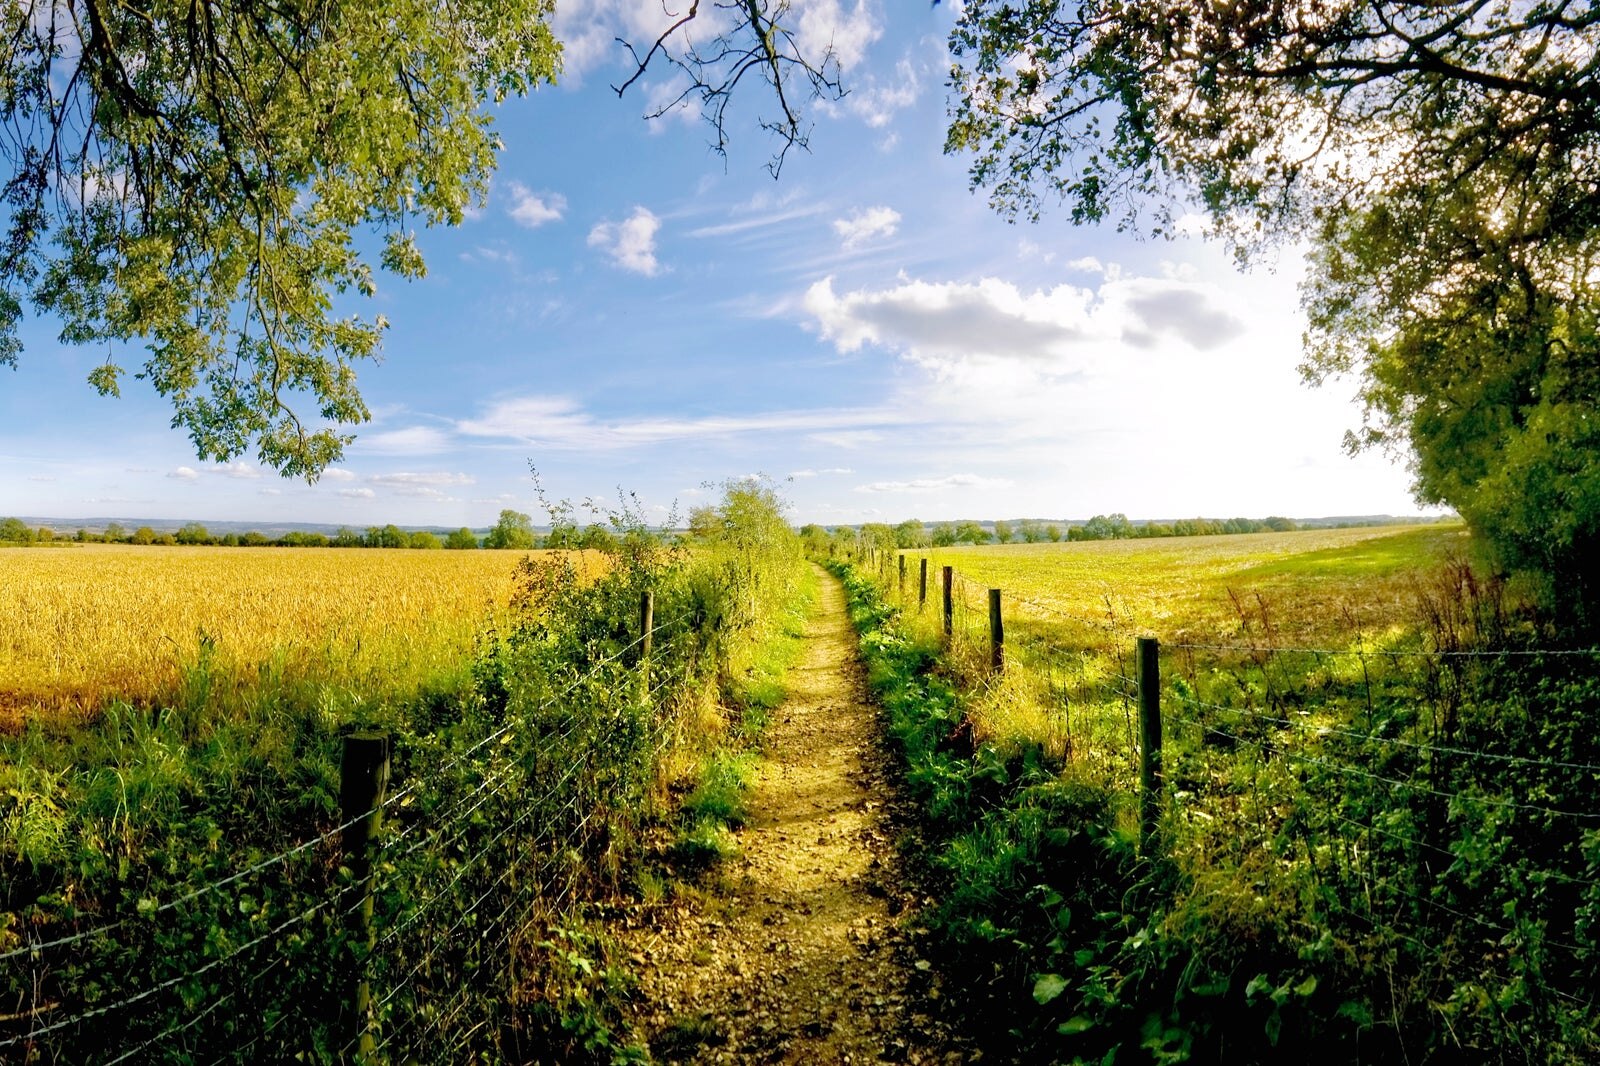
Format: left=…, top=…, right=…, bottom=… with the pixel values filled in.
left=484, top=509, right=537, bottom=550
left=0, top=479, right=810, bottom=1062
left=444, top=527, right=481, bottom=550
left=945, top=1, right=1600, bottom=626
left=2, top=0, right=560, bottom=476
left=0, top=517, right=32, bottom=543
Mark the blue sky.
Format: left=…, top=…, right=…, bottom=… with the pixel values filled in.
left=0, top=2, right=1434, bottom=528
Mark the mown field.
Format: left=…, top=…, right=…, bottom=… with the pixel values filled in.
left=0, top=544, right=605, bottom=726
left=842, top=520, right=1600, bottom=1063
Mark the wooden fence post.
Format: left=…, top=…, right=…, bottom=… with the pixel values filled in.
left=989, top=589, right=1004, bottom=673
left=898, top=555, right=906, bottom=598
left=942, top=566, right=954, bottom=642
left=1137, top=637, right=1162, bottom=853
left=919, top=558, right=928, bottom=612
left=341, top=732, right=391, bottom=1063
left=640, top=588, right=654, bottom=662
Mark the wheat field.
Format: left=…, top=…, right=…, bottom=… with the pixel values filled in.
left=0, top=545, right=598, bottom=725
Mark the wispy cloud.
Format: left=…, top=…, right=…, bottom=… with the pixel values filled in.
left=167, top=466, right=199, bottom=481
left=832, top=206, right=900, bottom=250
left=321, top=467, right=357, bottom=482
left=856, top=473, right=1015, bottom=494
left=370, top=472, right=476, bottom=488
left=456, top=395, right=911, bottom=450
left=339, top=488, right=376, bottom=499
left=589, top=207, right=661, bottom=276
left=357, top=427, right=452, bottom=455
left=789, top=467, right=854, bottom=478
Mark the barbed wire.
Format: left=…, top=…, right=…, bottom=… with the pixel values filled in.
left=1168, top=692, right=1600, bottom=774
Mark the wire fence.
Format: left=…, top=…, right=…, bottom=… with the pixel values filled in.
left=1, top=589, right=705, bottom=1065
left=857, top=544, right=1600, bottom=1052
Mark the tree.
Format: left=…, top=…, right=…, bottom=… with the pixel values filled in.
left=992, top=520, right=1014, bottom=544
left=0, top=517, right=31, bottom=542
left=686, top=506, right=723, bottom=540
left=579, top=524, right=618, bottom=552
left=484, top=510, right=536, bottom=550
left=131, top=526, right=156, bottom=545
left=931, top=522, right=958, bottom=548
left=947, top=2, right=1600, bottom=623
left=1, top=0, right=560, bottom=477
left=176, top=522, right=210, bottom=545
left=954, top=520, right=991, bottom=546
left=445, top=527, right=480, bottom=550
left=894, top=519, right=927, bottom=549
left=409, top=530, right=442, bottom=550
left=103, top=522, right=126, bottom=543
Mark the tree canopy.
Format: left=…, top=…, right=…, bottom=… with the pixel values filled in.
left=2, top=0, right=559, bottom=476
left=946, top=1, right=1600, bottom=622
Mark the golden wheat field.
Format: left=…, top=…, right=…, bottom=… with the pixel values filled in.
left=0, top=544, right=602, bottom=725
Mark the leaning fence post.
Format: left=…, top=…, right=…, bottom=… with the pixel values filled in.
left=341, top=731, right=391, bottom=1063
left=942, top=566, right=954, bottom=642
left=639, top=588, right=654, bottom=693
left=989, top=589, right=1004, bottom=673
left=919, top=558, right=928, bottom=612
left=1136, top=637, right=1162, bottom=853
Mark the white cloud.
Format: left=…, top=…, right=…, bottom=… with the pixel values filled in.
left=588, top=207, right=661, bottom=276
left=357, top=427, right=451, bottom=455
left=845, top=58, right=919, bottom=127
left=802, top=272, right=1247, bottom=379
left=369, top=472, right=476, bottom=487
left=167, top=466, right=199, bottom=481
left=27, top=474, right=54, bottom=482
left=339, top=488, right=376, bottom=499
left=789, top=467, right=854, bottom=478
left=832, top=206, right=900, bottom=250
left=322, top=467, right=357, bottom=482
left=456, top=395, right=910, bottom=450
left=259, top=488, right=282, bottom=496
left=506, top=183, right=566, bottom=228
left=215, top=461, right=261, bottom=479
left=856, top=473, right=1015, bottom=494
left=796, top=0, right=881, bottom=70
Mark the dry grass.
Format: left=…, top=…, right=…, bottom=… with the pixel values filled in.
left=0, top=545, right=606, bottom=725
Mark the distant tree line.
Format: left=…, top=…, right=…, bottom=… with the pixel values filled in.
left=796, top=514, right=1410, bottom=554
left=0, top=509, right=630, bottom=551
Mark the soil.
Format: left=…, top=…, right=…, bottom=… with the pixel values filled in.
left=619, top=566, right=974, bottom=1064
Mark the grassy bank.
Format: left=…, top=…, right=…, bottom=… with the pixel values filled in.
left=833, top=533, right=1600, bottom=1064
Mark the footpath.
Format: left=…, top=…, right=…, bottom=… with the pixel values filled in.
left=619, top=567, right=972, bottom=1064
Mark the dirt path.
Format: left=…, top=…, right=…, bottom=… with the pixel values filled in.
left=621, top=567, right=968, bottom=1064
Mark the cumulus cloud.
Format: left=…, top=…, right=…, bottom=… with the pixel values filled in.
left=506, top=183, right=566, bottom=228
left=321, top=467, right=357, bottom=482
left=855, top=473, right=1015, bottom=494
left=832, top=206, right=900, bottom=249
left=339, top=488, right=376, bottom=499
left=802, top=272, right=1247, bottom=376
left=167, top=466, right=199, bottom=481
left=588, top=207, right=661, bottom=275
left=796, top=0, right=880, bottom=70
left=804, top=276, right=1092, bottom=369
left=215, top=461, right=261, bottom=479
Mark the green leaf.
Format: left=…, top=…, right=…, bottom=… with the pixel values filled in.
left=1294, top=974, right=1318, bottom=997
left=1033, top=973, right=1069, bottom=1005
left=1058, top=1014, right=1095, bottom=1034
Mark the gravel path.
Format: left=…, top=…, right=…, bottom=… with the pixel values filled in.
left=621, top=566, right=970, bottom=1064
